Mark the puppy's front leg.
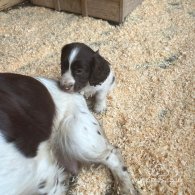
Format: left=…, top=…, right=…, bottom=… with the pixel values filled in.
left=94, top=74, right=115, bottom=114
left=94, top=90, right=107, bottom=113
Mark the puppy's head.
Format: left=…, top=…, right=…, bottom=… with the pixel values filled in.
left=60, top=42, right=110, bottom=92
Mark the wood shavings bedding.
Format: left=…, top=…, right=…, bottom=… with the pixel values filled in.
left=0, top=0, right=194, bottom=194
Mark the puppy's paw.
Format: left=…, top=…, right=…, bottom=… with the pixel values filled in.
left=94, top=102, right=107, bottom=114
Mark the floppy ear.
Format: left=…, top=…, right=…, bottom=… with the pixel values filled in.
left=60, top=46, right=68, bottom=75
left=89, top=53, right=110, bottom=86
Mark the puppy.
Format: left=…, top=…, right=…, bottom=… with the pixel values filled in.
left=60, top=42, right=115, bottom=113
left=0, top=73, right=137, bottom=195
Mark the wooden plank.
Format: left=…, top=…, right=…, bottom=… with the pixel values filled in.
left=81, top=0, right=88, bottom=16
left=30, top=0, right=54, bottom=9
left=31, top=0, right=81, bottom=14
left=87, top=0, right=120, bottom=22
left=53, top=0, right=61, bottom=11
left=32, top=0, right=119, bottom=21
left=119, top=0, right=124, bottom=23
left=30, top=0, right=144, bottom=23
left=0, top=0, right=25, bottom=11
left=57, top=0, right=81, bottom=14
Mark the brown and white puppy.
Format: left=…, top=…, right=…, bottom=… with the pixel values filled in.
left=60, top=42, right=115, bottom=113
left=0, top=73, right=137, bottom=195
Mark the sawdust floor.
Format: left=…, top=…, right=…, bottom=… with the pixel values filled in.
left=0, top=0, right=194, bottom=194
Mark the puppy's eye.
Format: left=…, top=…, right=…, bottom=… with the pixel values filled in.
left=75, top=69, right=83, bottom=74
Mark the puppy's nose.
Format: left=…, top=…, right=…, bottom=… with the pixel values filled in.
left=63, top=83, right=74, bottom=91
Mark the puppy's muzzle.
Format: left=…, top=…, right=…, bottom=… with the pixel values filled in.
left=60, top=82, right=74, bottom=92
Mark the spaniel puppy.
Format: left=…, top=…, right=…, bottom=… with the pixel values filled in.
left=60, top=42, right=115, bottom=113
left=0, top=73, right=136, bottom=195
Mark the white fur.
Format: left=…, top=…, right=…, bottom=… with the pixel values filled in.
left=68, top=47, right=79, bottom=65
left=60, top=71, right=75, bottom=91
left=0, top=136, right=68, bottom=195
left=60, top=47, right=79, bottom=90
left=81, top=70, right=115, bottom=113
left=0, top=77, right=136, bottom=195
